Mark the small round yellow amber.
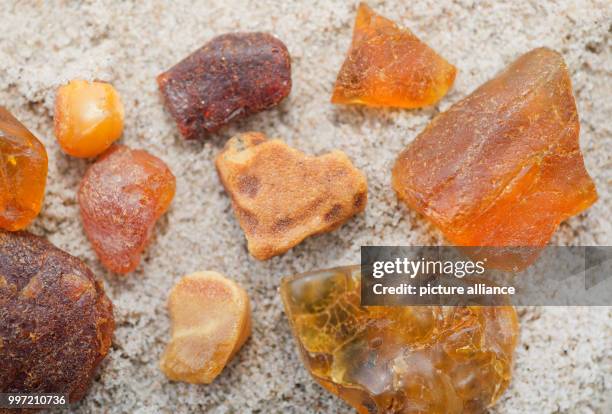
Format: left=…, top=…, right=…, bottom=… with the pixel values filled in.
left=54, top=80, right=124, bottom=158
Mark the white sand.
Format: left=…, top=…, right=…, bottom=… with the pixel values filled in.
left=1, top=0, right=610, bottom=413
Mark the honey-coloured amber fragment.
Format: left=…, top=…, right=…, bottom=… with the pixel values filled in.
left=0, top=107, right=48, bottom=231
left=160, top=271, right=251, bottom=384
left=332, top=3, right=457, bottom=108
left=78, top=145, right=176, bottom=274
left=216, top=132, right=367, bottom=260
left=0, top=231, right=114, bottom=403
left=392, top=48, right=598, bottom=248
left=281, top=266, right=519, bottom=414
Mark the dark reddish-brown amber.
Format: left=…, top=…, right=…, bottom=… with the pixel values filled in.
left=158, top=32, right=291, bottom=139
left=0, top=230, right=114, bottom=403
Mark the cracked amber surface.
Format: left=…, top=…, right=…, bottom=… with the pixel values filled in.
left=331, top=3, right=456, bottom=108
left=281, top=266, right=519, bottom=414
left=78, top=145, right=175, bottom=274
left=0, top=107, right=48, bottom=231
left=0, top=230, right=114, bottom=403
left=392, top=48, right=597, bottom=248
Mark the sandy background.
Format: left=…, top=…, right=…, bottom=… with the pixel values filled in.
left=1, top=0, right=610, bottom=413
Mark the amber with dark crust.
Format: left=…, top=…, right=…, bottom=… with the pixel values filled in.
left=79, top=145, right=176, bottom=274
left=157, top=32, right=292, bottom=139
left=216, top=132, right=367, bottom=260
left=0, top=231, right=114, bottom=406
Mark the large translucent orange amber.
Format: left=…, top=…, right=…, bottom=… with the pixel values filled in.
left=392, top=48, right=598, bottom=247
left=0, top=107, right=47, bottom=231
left=78, top=145, right=175, bottom=274
left=331, top=3, right=457, bottom=108
left=281, top=266, right=519, bottom=414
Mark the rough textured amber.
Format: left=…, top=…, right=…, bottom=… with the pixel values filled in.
left=281, top=266, right=519, bottom=414
left=0, top=107, right=47, bottom=231
left=0, top=231, right=114, bottom=403
left=392, top=48, right=598, bottom=248
left=216, top=132, right=367, bottom=260
left=78, top=145, right=175, bottom=274
left=54, top=80, right=124, bottom=158
left=331, top=3, right=456, bottom=108
left=158, top=32, right=291, bottom=139
left=160, top=271, right=251, bottom=384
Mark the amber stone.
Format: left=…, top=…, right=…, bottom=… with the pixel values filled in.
left=78, top=145, right=176, bottom=274
left=281, top=266, right=519, bottom=414
left=331, top=3, right=456, bottom=108
left=54, top=80, right=124, bottom=158
left=216, top=132, right=367, bottom=260
left=157, top=32, right=291, bottom=139
left=160, top=271, right=251, bottom=384
left=0, top=107, right=48, bottom=231
left=0, top=231, right=114, bottom=403
left=392, top=48, right=598, bottom=249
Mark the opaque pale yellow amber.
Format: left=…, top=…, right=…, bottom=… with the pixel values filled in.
left=216, top=132, right=367, bottom=260
left=160, top=271, right=251, bottom=384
